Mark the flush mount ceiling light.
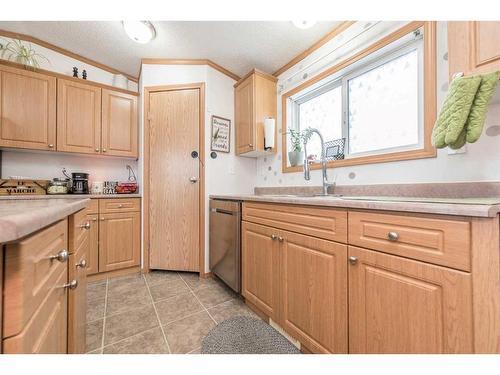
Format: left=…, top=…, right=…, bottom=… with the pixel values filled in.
left=122, top=21, right=156, bottom=44
left=292, top=20, right=317, bottom=29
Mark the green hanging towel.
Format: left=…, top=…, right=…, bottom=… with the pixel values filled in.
left=465, top=71, right=500, bottom=143
left=432, top=75, right=481, bottom=148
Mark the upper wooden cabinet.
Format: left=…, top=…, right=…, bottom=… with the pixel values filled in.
left=448, top=21, right=500, bottom=78
left=0, top=65, right=56, bottom=150
left=234, top=69, right=277, bottom=157
left=57, top=78, right=102, bottom=154
left=102, top=89, right=138, bottom=157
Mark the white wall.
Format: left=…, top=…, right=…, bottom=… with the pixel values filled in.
left=256, top=21, right=500, bottom=187
left=140, top=64, right=257, bottom=272
left=0, top=36, right=138, bottom=91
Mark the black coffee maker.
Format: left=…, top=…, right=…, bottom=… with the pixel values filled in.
left=71, top=172, right=89, bottom=194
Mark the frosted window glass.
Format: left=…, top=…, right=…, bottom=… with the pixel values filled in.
left=347, top=49, right=419, bottom=154
left=299, top=85, right=342, bottom=160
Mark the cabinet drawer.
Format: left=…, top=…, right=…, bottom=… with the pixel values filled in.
left=69, top=208, right=89, bottom=250
left=3, top=219, right=69, bottom=338
left=243, top=202, right=347, bottom=243
left=99, top=198, right=140, bottom=213
left=348, top=211, right=471, bottom=271
left=87, top=199, right=99, bottom=214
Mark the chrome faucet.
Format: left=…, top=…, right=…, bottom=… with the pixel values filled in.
left=303, top=128, right=335, bottom=196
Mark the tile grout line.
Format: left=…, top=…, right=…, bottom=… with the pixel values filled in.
left=178, top=273, right=219, bottom=326
left=144, top=273, right=172, bottom=354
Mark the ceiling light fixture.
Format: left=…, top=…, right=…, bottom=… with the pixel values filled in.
left=292, top=20, right=317, bottom=29
left=122, top=21, right=156, bottom=44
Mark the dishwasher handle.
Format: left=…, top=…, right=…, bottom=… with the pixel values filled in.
left=210, top=208, right=239, bottom=216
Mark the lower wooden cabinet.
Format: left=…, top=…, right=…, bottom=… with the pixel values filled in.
left=86, top=214, right=99, bottom=275
left=280, top=231, right=347, bottom=354
left=99, top=211, right=141, bottom=272
left=348, top=246, right=473, bottom=354
left=241, top=222, right=280, bottom=321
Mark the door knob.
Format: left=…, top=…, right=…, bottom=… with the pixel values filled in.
left=49, top=249, right=69, bottom=263
left=189, top=177, right=198, bottom=183
left=348, top=256, right=358, bottom=265
left=63, top=280, right=78, bottom=290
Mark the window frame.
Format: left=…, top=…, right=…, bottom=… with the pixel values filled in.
left=281, top=21, right=437, bottom=174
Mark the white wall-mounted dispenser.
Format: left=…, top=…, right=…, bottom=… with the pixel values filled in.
left=264, top=118, right=275, bottom=150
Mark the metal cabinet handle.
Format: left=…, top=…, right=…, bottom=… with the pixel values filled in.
left=277, top=236, right=284, bottom=242
left=102, top=148, right=107, bottom=152
left=48, top=143, right=54, bottom=148
left=100, top=217, right=105, bottom=221
left=189, top=177, right=198, bottom=183
left=387, top=231, right=399, bottom=242
left=63, top=280, right=78, bottom=290
left=92, top=218, right=97, bottom=222
left=76, top=259, right=87, bottom=269
left=49, top=249, right=69, bottom=263
left=118, top=204, right=124, bottom=208
left=271, top=234, right=277, bottom=240
left=348, top=256, right=358, bottom=265
left=79, top=222, right=91, bottom=230
left=247, top=143, right=253, bottom=148
left=95, top=148, right=100, bottom=152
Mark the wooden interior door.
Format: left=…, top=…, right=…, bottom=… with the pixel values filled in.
left=279, top=230, right=348, bottom=353
left=101, top=89, right=138, bottom=157
left=241, top=221, right=280, bottom=321
left=235, top=75, right=254, bottom=154
left=68, top=232, right=88, bottom=353
left=57, top=79, right=101, bottom=154
left=86, top=214, right=99, bottom=275
left=99, top=212, right=140, bottom=272
left=0, top=65, right=56, bottom=150
left=148, top=87, right=201, bottom=272
left=348, top=246, right=473, bottom=353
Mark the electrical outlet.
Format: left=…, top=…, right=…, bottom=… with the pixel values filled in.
left=447, top=145, right=467, bottom=155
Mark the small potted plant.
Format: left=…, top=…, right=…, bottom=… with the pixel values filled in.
left=0, top=38, right=49, bottom=70
left=288, top=128, right=312, bottom=167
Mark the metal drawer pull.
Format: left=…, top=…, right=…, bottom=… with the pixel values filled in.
left=76, top=259, right=87, bottom=269
left=63, top=280, right=78, bottom=290
left=48, top=143, right=54, bottom=148
left=79, top=222, right=91, bottom=230
left=348, top=256, right=358, bottom=265
left=387, top=231, right=399, bottom=241
left=271, top=234, right=277, bottom=240
left=95, top=148, right=100, bottom=152
left=277, top=236, right=284, bottom=242
left=118, top=204, right=124, bottom=208
left=49, top=249, right=69, bottom=263
left=248, top=143, right=253, bottom=148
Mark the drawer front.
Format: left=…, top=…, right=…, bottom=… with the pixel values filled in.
left=3, top=219, right=69, bottom=337
left=99, top=198, right=141, bottom=214
left=243, top=202, right=347, bottom=243
left=87, top=199, right=99, bottom=214
left=348, top=211, right=471, bottom=271
left=69, top=208, right=89, bottom=250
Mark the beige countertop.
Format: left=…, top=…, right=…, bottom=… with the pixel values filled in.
left=209, top=194, right=500, bottom=217
left=0, top=193, right=142, bottom=200
left=0, top=198, right=90, bottom=243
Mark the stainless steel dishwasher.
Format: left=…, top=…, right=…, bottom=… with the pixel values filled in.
left=209, top=199, right=241, bottom=293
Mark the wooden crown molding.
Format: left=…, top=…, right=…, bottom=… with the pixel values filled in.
left=234, top=68, right=278, bottom=88
left=0, top=29, right=138, bottom=83
left=272, top=21, right=356, bottom=77
left=141, top=58, right=241, bottom=81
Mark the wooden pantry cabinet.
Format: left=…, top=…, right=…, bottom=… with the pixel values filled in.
left=0, top=64, right=56, bottom=150
left=448, top=21, right=500, bottom=78
left=234, top=69, right=277, bottom=156
left=85, top=198, right=141, bottom=278
left=241, top=202, right=500, bottom=354
left=0, top=61, right=138, bottom=158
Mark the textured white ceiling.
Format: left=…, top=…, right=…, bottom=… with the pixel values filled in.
left=0, top=21, right=341, bottom=78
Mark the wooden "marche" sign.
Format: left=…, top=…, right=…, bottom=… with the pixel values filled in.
left=0, top=179, right=49, bottom=195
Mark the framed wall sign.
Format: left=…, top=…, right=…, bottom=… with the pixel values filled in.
left=211, top=115, right=231, bottom=153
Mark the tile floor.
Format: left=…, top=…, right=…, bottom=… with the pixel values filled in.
left=86, top=271, right=257, bottom=354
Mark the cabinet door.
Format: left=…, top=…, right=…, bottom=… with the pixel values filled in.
left=235, top=75, right=255, bottom=155
left=101, top=89, right=138, bottom=157
left=448, top=21, right=500, bottom=77
left=68, top=231, right=88, bottom=353
left=57, top=79, right=101, bottom=154
left=279, top=230, right=348, bottom=353
left=348, top=246, right=473, bottom=353
left=99, top=211, right=140, bottom=272
left=241, top=221, right=279, bottom=321
left=86, top=214, right=99, bottom=276
left=0, top=65, right=56, bottom=150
